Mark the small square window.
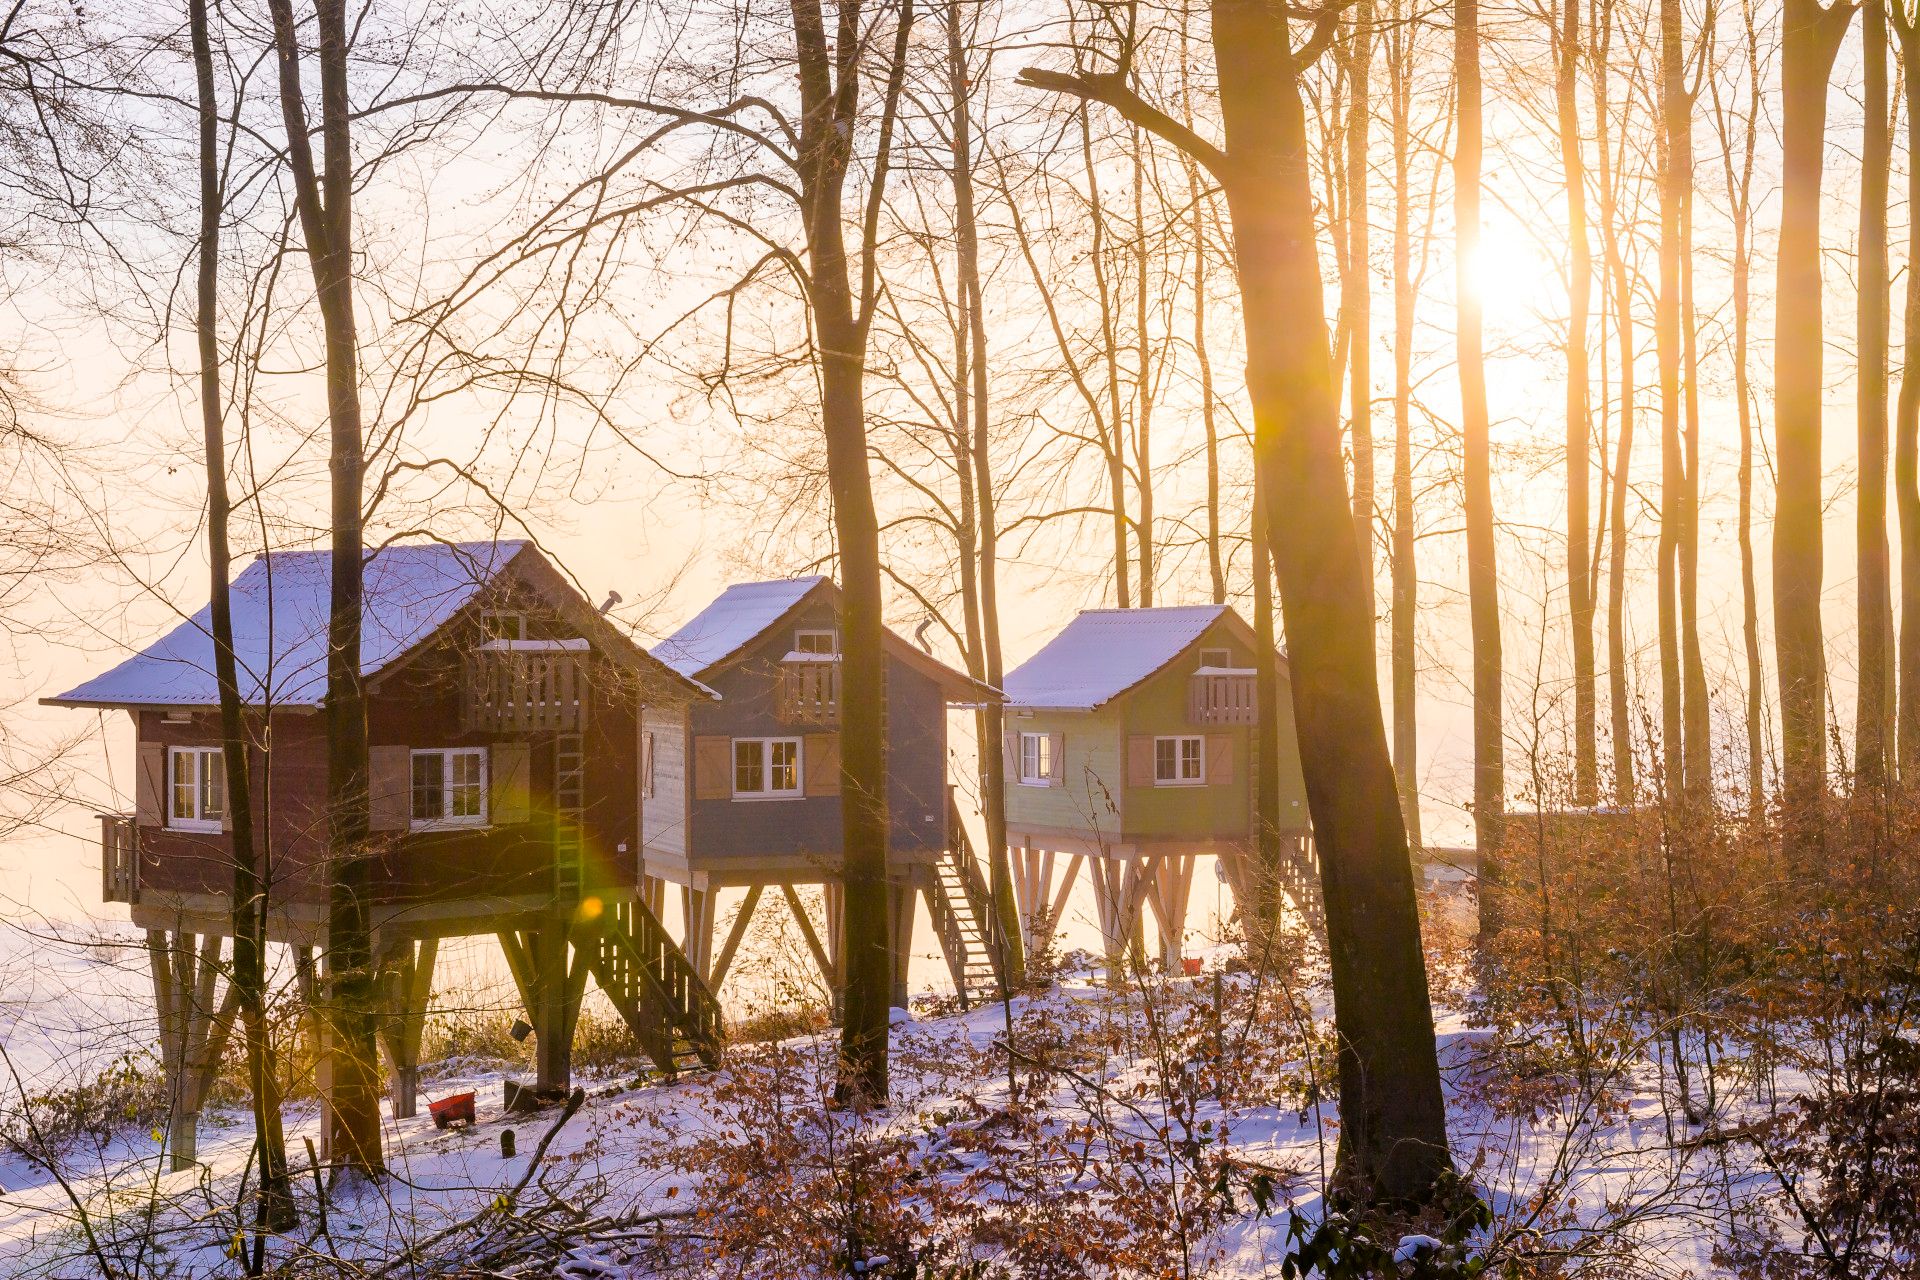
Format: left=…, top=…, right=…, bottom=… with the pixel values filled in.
left=794, top=629, right=838, bottom=655
left=410, top=748, right=489, bottom=829
left=1153, top=735, right=1205, bottom=786
left=733, top=737, right=803, bottom=798
left=481, top=611, right=526, bottom=642
left=1198, top=647, right=1233, bottom=669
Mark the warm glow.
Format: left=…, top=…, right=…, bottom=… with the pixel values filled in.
left=1463, top=231, right=1558, bottom=317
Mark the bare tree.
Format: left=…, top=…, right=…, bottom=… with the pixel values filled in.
left=1857, top=0, right=1894, bottom=800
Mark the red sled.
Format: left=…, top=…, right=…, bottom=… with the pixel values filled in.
left=428, top=1091, right=476, bottom=1130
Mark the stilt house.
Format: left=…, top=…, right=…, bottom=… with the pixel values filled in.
left=999, top=604, right=1312, bottom=965
left=643, top=576, right=1008, bottom=1006
left=47, top=539, right=723, bottom=1164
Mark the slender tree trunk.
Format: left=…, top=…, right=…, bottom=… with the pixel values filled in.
left=791, top=0, right=914, bottom=1101
left=945, top=0, right=1023, bottom=982
left=1457, top=0, right=1504, bottom=854
left=1893, top=7, right=1920, bottom=780
left=1083, top=109, right=1133, bottom=609
left=1197, top=187, right=1227, bottom=606
left=1132, top=128, right=1156, bottom=607
left=191, top=0, right=295, bottom=1234
left=1655, top=0, right=1684, bottom=799
left=1593, top=5, right=1638, bottom=805
left=1558, top=0, right=1598, bottom=806
left=1857, top=0, right=1894, bottom=798
left=1389, top=0, right=1422, bottom=847
left=266, top=0, right=381, bottom=1179
left=1347, top=0, right=1374, bottom=587
left=1711, top=0, right=1764, bottom=813
left=1774, top=0, right=1854, bottom=857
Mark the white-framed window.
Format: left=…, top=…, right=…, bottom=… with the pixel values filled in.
left=793, top=629, right=838, bottom=655
left=733, top=737, right=802, bottom=798
left=1198, top=647, right=1233, bottom=669
left=411, top=748, right=488, bottom=829
left=1018, top=732, right=1053, bottom=786
left=1153, top=735, right=1205, bottom=786
left=168, top=746, right=227, bottom=832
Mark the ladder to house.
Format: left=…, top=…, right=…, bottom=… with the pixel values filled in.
left=553, top=733, right=586, bottom=903
left=584, top=895, right=725, bottom=1077
left=924, top=794, right=1009, bottom=1007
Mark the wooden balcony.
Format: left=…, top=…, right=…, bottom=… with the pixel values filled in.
left=462, top=639, right=590, bottom=733
left=1188, top=668, right=1259, bottom=725
left=777, top=654, right=841, bottom=724
left=101, top=813, right=138, bottom=904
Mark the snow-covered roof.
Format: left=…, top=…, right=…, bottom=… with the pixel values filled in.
left=1002, top=605, right=1232, bottom=710
left=652, top=576, right=828, bottom=678
left=49, top=540, right=530, bottom=709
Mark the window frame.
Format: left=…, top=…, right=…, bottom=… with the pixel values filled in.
left=1197, top=647, right=1233, bottom=669
left=409, top=747, right=490, bottom=831
left=1152, top=734, right=1206, bottom=787
left=1017, top=731, right=1053, bottom=787
left=793, top=628, right=839, bottom=656
left=480, top=610, right=527, bottom=642
left=167, top=746, right=227, bottom=833
left=732, top=736, right=804, bottom=800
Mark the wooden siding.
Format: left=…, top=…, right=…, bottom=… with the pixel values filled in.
left=125, top=593, right=645, bottom=914
left=684, top=593, right=949, bottom=868
left=1002, top=707, right=1127, bottom=840
left=1004, top=615, right=1311, bottom=846
left=639, top=703, right=690, bottom=865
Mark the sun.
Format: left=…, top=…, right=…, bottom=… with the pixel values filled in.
left=1463, top=231, right=1559, bottom=318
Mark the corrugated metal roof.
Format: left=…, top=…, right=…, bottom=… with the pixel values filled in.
left=652, top=576, right=828, bottom=678
left=49, top=540, right=527, bottom=708
left=1002, top=605, right=1230, bottom=709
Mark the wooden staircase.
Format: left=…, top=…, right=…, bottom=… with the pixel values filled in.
left=584, top=896, right=725, bottom=1077
left=925, top=795, right=1009, bottom=1007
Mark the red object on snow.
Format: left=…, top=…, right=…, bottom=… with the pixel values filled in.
left=429, top=1091, right=476, bottom=1130
left=1181, top=957, right=1204, bottom=977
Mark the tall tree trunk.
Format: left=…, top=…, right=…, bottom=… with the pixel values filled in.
left=266, top=0, right=381, bottom=1179
left=1457, top=0, right=1504, bottom=854
left=1893, top=5, right=1920, bottom=780
left=192, top=0, right=296, bottom=1233
left=944, top=0, right=1022, bottom=982
left=1857, top=0, right=1894, bottom=799
left=1655, top=0, right=1685, bottom=800
left=1347, top=0, right=1375, bottom=585
left=1557, top=0, right=1598, bottom=806
left=1774, top=0, right=1854, bottom=857
left=1389, top=0, right=1422, bottom=847
left=791, top=0, right=914, bottom=1102
left=1024, top=0, right=1455, bottom=1202
left=1083, top=108, right=1133, bottom=609
left=1592, top=2, right=1638, bottom=804
left=1711, top=0, right=1764, bottom=813
left=1132, top=128, right=1156, bottom=607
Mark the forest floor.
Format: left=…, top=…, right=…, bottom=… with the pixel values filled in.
left=0, top=927, right=1767, bottom=1279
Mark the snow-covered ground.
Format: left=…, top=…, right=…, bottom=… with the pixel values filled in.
left=0, top=946, right=1760, bottom=1279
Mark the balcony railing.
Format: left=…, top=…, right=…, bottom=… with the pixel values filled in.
left=1188, top=668, right=1259, bottom=725
left=101, top=813, right=138, bottom=904
left=777, top=654, right=841, bottom=724
left=462, top=639, right=590, bottom=733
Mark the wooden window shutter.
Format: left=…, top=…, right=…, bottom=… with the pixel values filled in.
left=1126, top=735, right=1154, bottom=787
left=640, top=731, right=656, bottom=800
left=369, top=745, right=411, bottom=832
left=1048, top=732, right=1065, bottom=787
left=693, top=736, right=731, bottom=800
left=492, top=742, right=531, bottom=825
left=1002, top=730, right=1019, bottom=777
left=134, top=742, right=165, bottom=826
left=1206, top=734, right=1234, bottom=785
left=805, top=733, right=841, bottom=796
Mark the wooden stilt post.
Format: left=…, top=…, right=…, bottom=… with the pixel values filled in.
left=680, top=885, right=717, bottom=982
left=377, top=937, right=437, bottom=1119
left=709, top=884, right=763, bottom=992
left=887, top=878, right=918, bottom=1009
left=781, top=883, right=841, bottom=1019
left=292, top=944, right=332, bottom=1160
left=147, top=929, right=240, bottom=1170
left=1144, top=854, right=1197, bottom=966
